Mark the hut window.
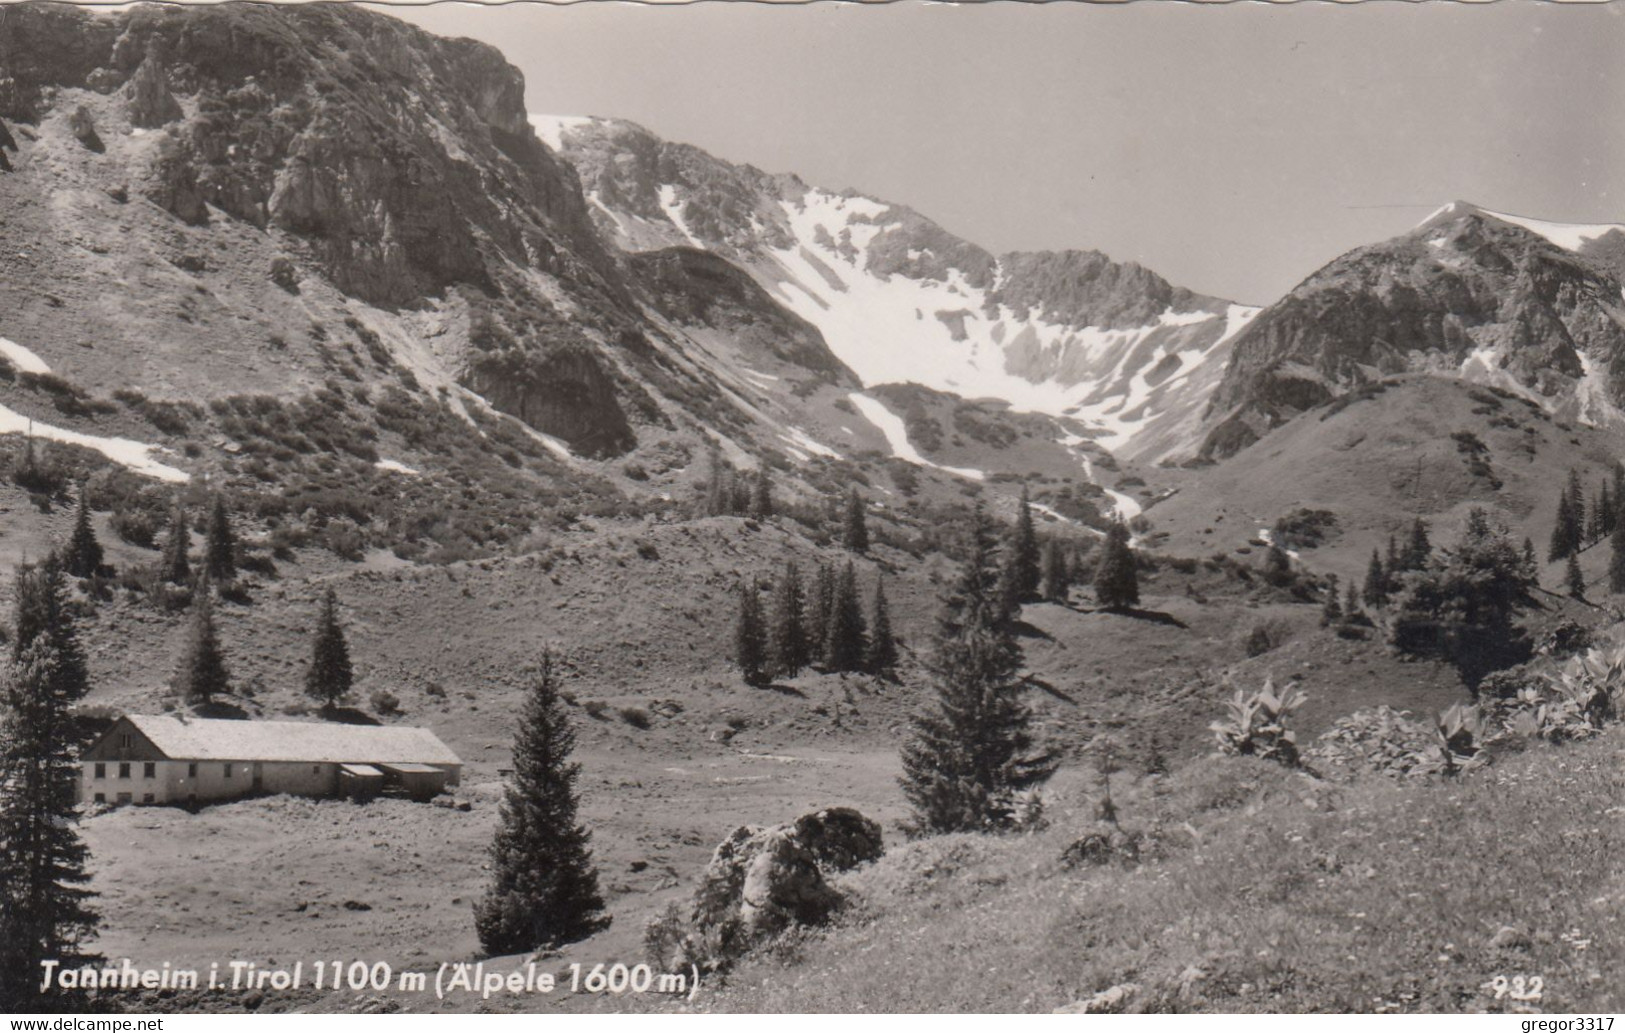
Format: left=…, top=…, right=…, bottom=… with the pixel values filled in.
left=118, top=763, right=131, bottom=779
left=142, top=794, right=154, bottom=805
left=224, top=763, right=233, bottom=778
left=94, top=763, right=105, bottom=779
left=143, top=762, right=156, bottom=778
left=312, top=765, right=321, bottom=773
left=118, top=734, right=132, bottom=748
left=187, top=763, right=198, bottom=777
left=116, top=793, right=132, bottom=805
left=93, top=793, right=106, bottom=804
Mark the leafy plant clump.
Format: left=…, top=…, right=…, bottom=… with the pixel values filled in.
left=1210, top=677, right=1306, bottom=768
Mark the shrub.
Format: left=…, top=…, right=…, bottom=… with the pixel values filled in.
left=617, top=706, right=651, bottom=729
left=109, top=509, right=159, bottom=548
left=1210, top=677, right=1306, bottom=767
left=370, top=690, right=402, bottom=716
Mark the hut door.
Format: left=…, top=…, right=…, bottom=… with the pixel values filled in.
left=252, top=762, right=263, bottom=791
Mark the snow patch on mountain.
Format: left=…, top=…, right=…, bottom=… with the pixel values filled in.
left=0, top=338, right=51, bottom=375
left=659, top=184, right=705, bottom=248
left=1480, top=208, right=1625, bottom=253
left=758, top=189, right=1242, bottom=451
left=0, top=403, right=187, bottom=482
left=846, top=392, right=984, bottom=480
left=529, top=113, right=597, bottom=152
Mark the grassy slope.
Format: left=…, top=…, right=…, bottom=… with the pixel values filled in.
left=704, top=730, right=1625, bottom=1014
left=1148, top=376, right=1625, bottom=591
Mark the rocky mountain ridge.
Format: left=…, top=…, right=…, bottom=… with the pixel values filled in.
left=1201, top=201, right=1625, bottom=460
left=534, top=114, right=1259, bottom=464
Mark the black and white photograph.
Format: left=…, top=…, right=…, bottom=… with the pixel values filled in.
left=0, top=0, right=1622, bottom=1019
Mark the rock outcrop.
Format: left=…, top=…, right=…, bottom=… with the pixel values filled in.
left=1201, top=205, right=1625, bottom=460
left=646, top=806, right=883, bottom=972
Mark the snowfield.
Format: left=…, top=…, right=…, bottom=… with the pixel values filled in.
left=0, top=337, right=52, bottom=375
left=0, top=402, right=187, bottom=482
left=846, top=393, right=984, bottom=480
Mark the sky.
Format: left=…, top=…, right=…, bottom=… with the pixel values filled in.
left=382, top=1, right=1624, bottom=307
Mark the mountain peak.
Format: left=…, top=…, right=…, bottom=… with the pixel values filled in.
left=1415, top=200, right=1625, bottom=253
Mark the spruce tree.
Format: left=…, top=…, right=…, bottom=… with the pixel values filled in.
left=807, top=564, right=835, bottom=661
left=867, top=575, right=898, bottom=678
left=1550, top=488, right=1575, bottom=561
left=12, top=556, right=89, bottom=706
left=1363, top=548, right=1389, bottom=608
left=1320, top=573, right=1343, bottom=626
left=1093, top=520, right=1139, bottom=610
left=1039, top=537, right=1067, bottom=603
left=1010, top=485, right=1040, bottom=599
left=304, top=587, right=353, bottom=713
left=1611, top=520, right=1625, bottom=595
left=898, top=505, right=1054, bottom=834
left=1567, top=469, right=1587, bottom=547
left=204, top=495, right=237, bottom=582
left=841, top=487, right=870, bottom=553
left=159, top=505, right=191, bottom=585
left=62, top=487, right=103, bottom=579
left=824, top=561, right=868, bottom=673
left=1262, top=544, right=1292, bottom=586
left=1594, top=480, right=1612, bottom=543
left=1404, top=517, right=1432, bottom=570
left=1565, top=549, right=1587, bottom=599
left=748, top=468, right=774, bottom=521
left=769, top=560, right=808, bottom=678
left=1522, top=537, right=1538, bottom=579
left=1344, top=580, right=1361, bottom=620
left=1386, top=534, right=1402, bottom=577
left=0, top=640, right=99, bottom=1011
left=173, top=588, right=230, bottom=705
left=995, top=551, right=1024, bottom=625
left=734, top=583, right=770, bottom=687
left=474, top=653, right=605, bottom=954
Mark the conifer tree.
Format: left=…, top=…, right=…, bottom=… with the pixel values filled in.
left=204, top=495, right=237, bottom=582
left=748, top=468, right=774, bottom=521
left=1594, top=480, right=1612, bottom=543
left=1320, top=573, right=1343, bottom=626
left=1522, top=537, right=1538, bottom=578
left=173, top=587, right=230, bottom=705
left=841, top=487, right=869, bottom=553
left=734, top=583, right=770, bottom=688
left=867, top=575, right=898, bottom=678
left=12, top=556, right=89, bottom=706
left=474, top=653, right=605, bottom=954
left=159, top=505, right=191, bottom=586
left=1386, top=534, right=1402, bottom=578
left=824, top=561, right=868, bottom=673
left=1567, top=468, right=1587, bottom=546
left=1610, top=520, right=1625, bottom=595
left=1362, top=548, right=1389, bottom=608
left=304, top=587, right=353, bottom=713
left=1403, top=517, right=1432, bottom=570
left=898, top=505, right=1054, bottom=835
left=769, top=560, right=808, bottom=678
left=1010, top=485, right=1040, bottom=599
left=1262, top=544, right=1292, bottom=586
left=995, top=551, right=1024, bottom=625
left=1550, top=488, right=1575, bottom=562
left=0, top=640, right=99, bottom=1011
left=1093, top=520, right=1139, bottom=611
left=1566, top=549, right=1587, bottom=599
left=1344, top=580, right=1361, bottom=620
left=1039, top=537, right=1068, bottom=603
left=62, top=487, right=103, bottom=580
left=807, top=564, right=834, bottom=661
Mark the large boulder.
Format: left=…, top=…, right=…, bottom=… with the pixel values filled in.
left=647, top=807, right=883, bottom=972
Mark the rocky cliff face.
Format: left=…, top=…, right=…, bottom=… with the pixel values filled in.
left=537, top=115, right=1252, bottom=462
left=1201, top=203, right=1625, bottom=459
left=0, top=2, right=875, bottom=462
